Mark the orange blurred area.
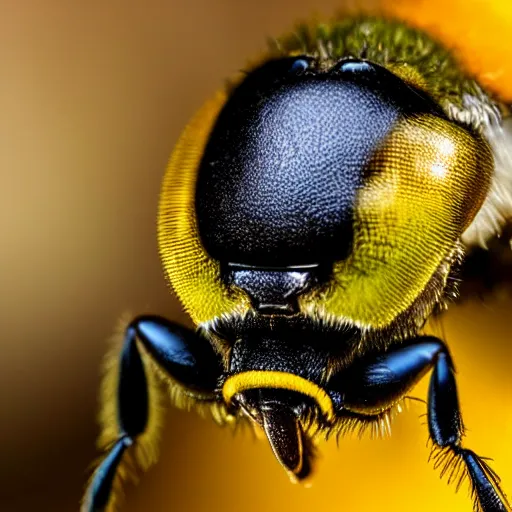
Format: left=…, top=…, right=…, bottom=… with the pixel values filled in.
left=2, top=1, right=512, bottom=511
left=387, top=0, right=512, bottom=99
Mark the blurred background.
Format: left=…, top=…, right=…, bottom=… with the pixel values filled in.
left=2, top=0, right=512, bottom=511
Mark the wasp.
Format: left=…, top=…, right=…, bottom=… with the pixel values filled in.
left=82, top=14, right=512, bottom=512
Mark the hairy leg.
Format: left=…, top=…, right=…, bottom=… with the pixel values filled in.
left=327, top=337, right=510, bottom=512
left=82, top=316, right=224, bottom=512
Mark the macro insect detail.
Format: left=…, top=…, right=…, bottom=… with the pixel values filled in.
left=83, top=15, right=512, bottom=512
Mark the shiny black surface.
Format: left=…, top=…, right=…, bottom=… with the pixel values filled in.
left=85, top=437, right=130, bottom=512
left=462, top=450, right=509, bottom=512
left=229, top=330, right=330, bottom=382
left=228, top=267, right=318, bottom=314
left=196, top=58, right=444, bottom=266
left=86, top=314, right=509, bottom=512
left=327, top=338, right=445, bottom=413
left=236, top=388, right=315, bottom=481
left=84, top=316, right=225, bottom=511
left=135, top=315, right=223, bottom=391
left=428, top=351, right=462, bottom=447
left=119, top=326, right=148, bottom=437
left=324, top=335, right=506, bottom=512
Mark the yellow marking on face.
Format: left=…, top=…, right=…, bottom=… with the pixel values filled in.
left=222, top=371, right=334, bottom=422
left=158, top=92, right=251, bottom=324
left=300, top=114, right=493, bottom=327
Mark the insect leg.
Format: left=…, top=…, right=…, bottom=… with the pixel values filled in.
left=329, top=337, right=446, bottom=416
left=427, top=348, right=510, bottom=512
left=82, top=315, right=223, bottom=512
left=328, top=337, right=510, bottom=512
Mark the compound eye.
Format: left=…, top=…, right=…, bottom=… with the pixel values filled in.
left=337, top=59, right=374, bottom=74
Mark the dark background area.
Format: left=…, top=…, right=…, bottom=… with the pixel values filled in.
left=2, top=1, right=512, bottom=511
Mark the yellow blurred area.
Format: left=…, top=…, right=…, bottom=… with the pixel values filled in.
left=1, top=1, right=511, bottom=511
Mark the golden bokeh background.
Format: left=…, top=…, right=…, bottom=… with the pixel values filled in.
left=2, top=1, right=512, bottom=511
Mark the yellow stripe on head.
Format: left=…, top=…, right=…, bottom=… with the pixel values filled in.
left=222, top=371, right=335, bottom=422
left=158, top=91, right=251, bottom=324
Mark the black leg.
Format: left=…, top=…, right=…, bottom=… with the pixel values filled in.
left=326, top=337, right=510, bottom=512
left=426, top=351, right=510, bottom=512
left=82, top=316, right=224, bottom=512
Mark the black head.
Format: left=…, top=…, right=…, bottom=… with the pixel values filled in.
left=195, top=57, right=445, bottom=267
